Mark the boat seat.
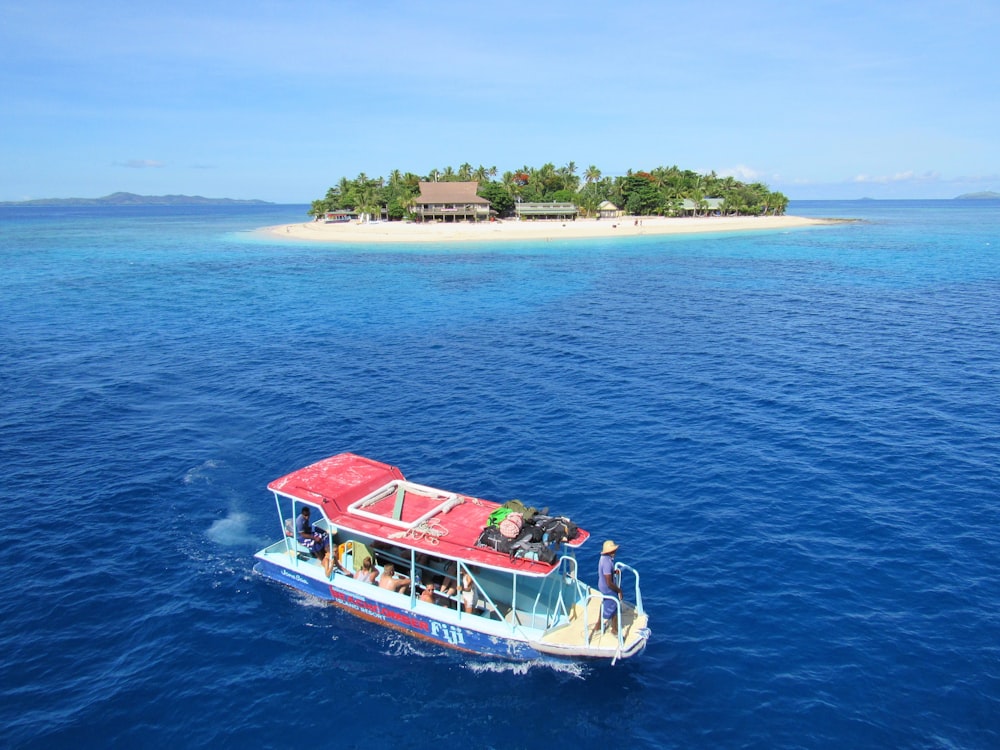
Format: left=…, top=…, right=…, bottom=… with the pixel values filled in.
left=338, top=540, right=376, bottom=573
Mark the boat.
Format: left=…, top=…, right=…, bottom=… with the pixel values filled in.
left=253, top=453, right=650, bottom=662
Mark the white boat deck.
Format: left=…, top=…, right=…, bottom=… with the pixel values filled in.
left=534, top=597, right=649, bottom=658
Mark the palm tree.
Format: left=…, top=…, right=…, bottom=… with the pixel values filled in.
left=502, top=171, right=522, bottom=201
left=559, top=161, right=580, bottom=191
left=356, top=185, right=377, bottom=222
left=337, top=177, right=353, bottom=208
left=458, top=163, right=473, bottom=181
left=585, top=165, right=601, bottom=184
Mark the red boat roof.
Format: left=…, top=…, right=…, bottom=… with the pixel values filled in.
left=267, top=453, right=589, bottom=575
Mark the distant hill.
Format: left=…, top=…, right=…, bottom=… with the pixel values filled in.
left=0, top=192, right=273, bottom=207
left=954, top=191, right=1000, bottom=200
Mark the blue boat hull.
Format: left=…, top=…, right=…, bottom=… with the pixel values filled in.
left=253, top=558, right=542, bottom=660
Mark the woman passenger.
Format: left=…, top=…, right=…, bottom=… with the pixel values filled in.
left=354, top=556, right=377, bottom=584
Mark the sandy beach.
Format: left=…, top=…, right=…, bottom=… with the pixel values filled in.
left=259, top=214, right=832, bottom=244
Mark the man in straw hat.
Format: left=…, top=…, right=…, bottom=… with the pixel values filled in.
left=595, top=540, right=624, bottom=637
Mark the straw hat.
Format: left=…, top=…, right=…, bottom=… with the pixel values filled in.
left=601, top=540, right=619, bottom=554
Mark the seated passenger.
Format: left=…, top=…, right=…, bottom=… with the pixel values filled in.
left=413, top=553, right=432, bottom=587
left=296, top=507, right=332, bottom=576
left=439, top=562, right=458, bottom=597
left=354, top=556, right=377, bottom=584
left=419, top=583, right=439, bottom=604
left=378, top=563, right=410, bottom=593
left=295, top=507, right=326, bottom=554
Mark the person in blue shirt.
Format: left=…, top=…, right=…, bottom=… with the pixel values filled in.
left=296, top=506, right=332, bottom=576
left=597, top=540, right=623, bottom=635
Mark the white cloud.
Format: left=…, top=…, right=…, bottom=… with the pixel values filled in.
left=115, top=159, right=165, bottom=169
left=852, top=170, right=940, bottom=184
left=718, top=164, right=763, bottom=181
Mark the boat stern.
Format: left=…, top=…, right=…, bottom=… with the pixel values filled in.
left=531, top=597, right=650, bottom=662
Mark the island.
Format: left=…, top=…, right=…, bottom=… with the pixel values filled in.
left=954, top=191, right=1000, bottom=200
left=0, top=192, right=272, bottom=207
left=307, top=162, right=790, bottom=222
left=259, top=161, right=832, bottom=244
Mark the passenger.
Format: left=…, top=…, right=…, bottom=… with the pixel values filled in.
left=414, top=553, right=432, bottom=587
left=296, top=507, right=332, bottom=576
left=295, top=507, right=326, bottom=554
left=354, top=556, right=377, bottom=584
left=439, top=562, right=458, bottom=597
left=378, top=563, right=410, bottom=594
left=461, top=571, right=477, bottom=614
left=419, top=583, right=439, bottom=604
left=596, top=540, right=623, bottom=636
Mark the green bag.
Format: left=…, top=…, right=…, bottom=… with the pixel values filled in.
left=503, top=499, right=537, bottom=522
left=488, top=507, right=515, bottom=527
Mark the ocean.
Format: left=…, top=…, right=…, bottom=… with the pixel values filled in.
left=1, top=200, right=998, bottom=748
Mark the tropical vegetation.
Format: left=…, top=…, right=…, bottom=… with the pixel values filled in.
left=309, top=162, right=789, bottom=220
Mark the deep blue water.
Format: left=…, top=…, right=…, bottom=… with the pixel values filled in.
left=2, top=200, right=998, bottom=748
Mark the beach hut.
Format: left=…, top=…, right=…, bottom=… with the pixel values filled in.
left=680, top=198, right=724, bottom=216
left=598, top=201, right=622, bottom=219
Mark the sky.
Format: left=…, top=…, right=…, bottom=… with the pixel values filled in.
left=2, top=0, right=998, bottom=203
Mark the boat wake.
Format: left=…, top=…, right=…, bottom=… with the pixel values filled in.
left=465, top=659, right=589, bottom=679
left=290, top=591, right=330, bottom=609
left=378, top=634, right=450, bottom=660
left=207, top=511, right=261, bottom=547
left=183, top=459, right=223, bottom=485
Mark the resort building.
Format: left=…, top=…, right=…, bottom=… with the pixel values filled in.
left=679, top=198, right=724, bottom=216
left=414, top=181, right=491, bottom=222
left=514, top=202, right=579, bottom=221
left=598, top=201, right=622, bottom=219
left=324, top=209, right=358, bottom=223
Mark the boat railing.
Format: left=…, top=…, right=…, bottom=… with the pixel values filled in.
left=554, top=555, right=585, bottom=623
left=455, top=562, right=519, bottom=634
left=521, top=555, right=584, bottom=632
left=582, top=590, right=625, bottom=660
left=614, top=562, right=644, bottom=616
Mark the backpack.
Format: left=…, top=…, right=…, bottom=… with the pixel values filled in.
left=535, top=515, right=579, bottom=548
left=510, top=539, right=557, bottom=564
left=523, top=522, right=545, bottom=543
left=476, top=526, right=513, bottom=554
left=503, top=499, right=543, bottom=523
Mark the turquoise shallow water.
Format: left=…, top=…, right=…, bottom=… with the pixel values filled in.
left=1, top=200, right=998, bottom=748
